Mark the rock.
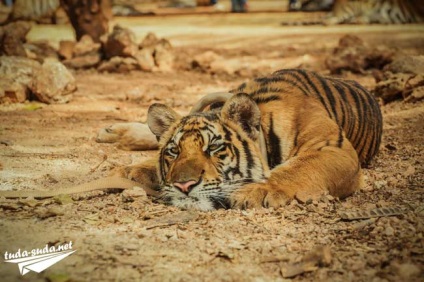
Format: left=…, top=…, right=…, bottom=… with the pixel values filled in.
left=73, top=35, right=101, bottom=57
left=0, top=56, right=41, bottom=86
left=0, top=78, right=28, bottom=103
left=0, top=21, right=32, bottom=57
left=326, top=34, right=394, bottom=74
left=384, top=55, right=424, bottom=75
left=97, top=56, right=139, bottom=73
left=30, top=59, right=76, bottom=104
left=153, top=39, right=174, bottom=72
left=134, top=49, right=155, bottom=71
left=139, top=32, right=159, bottom=49
left=192, top=51, right=222, bottom=71
left=405, top=86, right=424, bottom=103
left=63, top=53, right=101, bottom=69
left=23, top=41, right=58, bottom=61
left=103, top=25, right=138, bottom=59
left=374, top=73, right=424, bottom=103
left=392, top=262, right=421, bottom=280
left=58, top=40, right=76, bottom=60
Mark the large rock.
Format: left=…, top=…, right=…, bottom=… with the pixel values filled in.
left=103, top=25, right=138, bottom=59
left=0, top=78, right=28, bottom=103
left=373, top=55, right=424, bottom=103
left=326, top=35, right=394, bottom=74
left=30, top=59, right=76, bottom=104
left=0, top=56, right=41, bottom=86
left=0, top=56, right=38, bottom=104
left=0, top=56, right=76, bottom=104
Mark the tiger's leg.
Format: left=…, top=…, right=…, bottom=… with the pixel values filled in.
left=113, top=158, right=160, bottom=191
left=231, top=138, right=362, bottom=209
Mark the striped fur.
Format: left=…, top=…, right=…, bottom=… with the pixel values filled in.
left=286, top=0, right=424, bottom=24
left=234, top=69, right=382, bottom=165
left=119, top=69, right=382, bottom=211
left=327, top=0, right=424, bottom=24
left=9, top=0, right=60, bottom=22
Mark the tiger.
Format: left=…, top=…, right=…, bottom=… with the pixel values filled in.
left=285, top=0, right=424, bottom=25
left=118, top=69, right=383, bottom=211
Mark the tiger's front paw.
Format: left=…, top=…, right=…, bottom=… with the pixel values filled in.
left=112, top=165, right=156, bottom=186
left=230, top=183, right=290, bottom=209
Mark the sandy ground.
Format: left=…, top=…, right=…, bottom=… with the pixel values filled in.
left=0, top=11, right=424, bottom=282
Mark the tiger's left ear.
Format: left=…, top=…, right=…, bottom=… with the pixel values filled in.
left=221, top=93, right=261, bottom=141
left=147, top=103, right=180, bottom=138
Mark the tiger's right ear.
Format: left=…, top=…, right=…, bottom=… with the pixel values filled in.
left=147, top=103, right=180, bottom=138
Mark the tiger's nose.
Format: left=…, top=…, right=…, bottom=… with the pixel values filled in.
left=173, top=180, right=198, bottom=193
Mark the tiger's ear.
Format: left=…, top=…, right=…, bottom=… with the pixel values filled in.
left=147, top=103, right=180, bottom=138
left=221, top=93, right=261, bottom=141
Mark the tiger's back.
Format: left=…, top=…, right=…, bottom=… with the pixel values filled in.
left=285, top=0, right=424, bottom=25
left=231, top=69, right=382, bottom=165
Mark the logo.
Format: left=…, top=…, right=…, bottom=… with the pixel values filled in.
left=4, top=242, right=75, bottom=275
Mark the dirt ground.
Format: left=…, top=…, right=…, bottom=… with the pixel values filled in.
left=1, top=11, right=424, bottom=282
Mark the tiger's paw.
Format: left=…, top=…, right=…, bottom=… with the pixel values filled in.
left=112, top=165, right=157, bottom=187
left=230, top=183, right=290, bottom=209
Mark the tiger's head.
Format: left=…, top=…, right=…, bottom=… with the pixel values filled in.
left=147, top=93, right=270, bottom=211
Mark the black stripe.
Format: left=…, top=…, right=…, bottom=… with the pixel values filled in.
left=350, top=81, right=383, bottom=162
left=242, top=139, right=253, bottom=178
left=337, top=128, right=344, bottom=148
left=238, top=82, right=247, bottom=92
left=314, top=73, right=339, bottom=123
left=251, top=86, right=281, bottom=95
left=343, top=82, right=366, bottom=153
left=253, top=76, right=310, bottom=96
left=283, top=71, right=313, bottom=96
left=295, top=70, right=332, bottom=118
left=267, top=114, right=282, bottom=169
left=328, top=78, right=356, bottom=140
left=253, top=94, right=281, bottom=104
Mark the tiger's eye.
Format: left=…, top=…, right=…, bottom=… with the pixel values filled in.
left=208, top=144, right=224, bottom=154
left=166, top=146, right=179, bottom=157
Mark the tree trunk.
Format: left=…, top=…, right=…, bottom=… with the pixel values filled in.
left=60, top=0, right=112, bottom=42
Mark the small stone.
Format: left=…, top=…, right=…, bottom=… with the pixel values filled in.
left=103, top=25, right=138, bottom=59
left=58, top=40, right=76, bottom=60
left=63, top=53, right=101, bottom=69
left=153, top=39, right=174, bottom=72
left=122, top=187, right=148, bottom=202
left=384, top=225, right=395, bottom=236
left=134, top=48, right=155, bottom=71
left=139, top=32, right=159, bottom=49
left=393, top=262, right=421, bottom=280
left=373, top=180, right=387, bottom=190
left=73, top=35, right=101, bottom=57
